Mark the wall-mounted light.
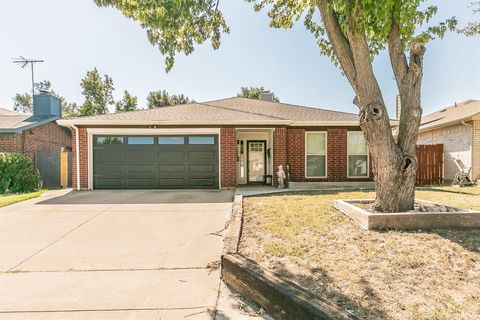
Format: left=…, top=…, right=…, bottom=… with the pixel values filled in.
left=267, top=148, right=271, bottom=158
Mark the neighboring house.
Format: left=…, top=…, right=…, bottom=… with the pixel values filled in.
left=0, top=93, right=71, bottom=163
left=57, top=97, right=379, bottom=190
left=417, top=100, right=480, bottom=182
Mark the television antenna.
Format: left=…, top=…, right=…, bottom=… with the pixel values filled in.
left=12, top=56, right=44, bottom=97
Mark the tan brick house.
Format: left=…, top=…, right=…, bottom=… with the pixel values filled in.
left=0, top=94, right=71, bottom=163
left=417, top=100, right=480, bottom=182
left=57, top=97, right=383, bottom=190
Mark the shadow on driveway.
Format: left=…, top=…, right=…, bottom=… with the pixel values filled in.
left=36, top=190, right=235, bottom=205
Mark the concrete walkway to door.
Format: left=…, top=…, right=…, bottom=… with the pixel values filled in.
left=0, top=189, right=235, bottom=319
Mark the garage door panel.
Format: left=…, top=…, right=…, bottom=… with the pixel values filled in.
left=94, top=178, right=125, bottom=189
left=158, top=164, right=186, bottom=173
left=188, top=164, right=216, bottom=174
left=127, top=164, right=155, bottom=177
left=157, top=178, right=186, bottom=187
left=94, top=150, right=124, bottom=163
left=95, top=164, right=124, bottom=176
left=126, top=178, right=156, bottom=188
left=93, top=134, right=218, bottom=189
left=126, top=151, right=156, bottom=163
left=188, top=178, right=217, bottom=187
left=188, top=150, right=217, bottom=160
left=157, top=150, right=185, bottom=160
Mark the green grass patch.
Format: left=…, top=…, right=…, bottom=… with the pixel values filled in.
left=0, top=190, right=48, bottom=208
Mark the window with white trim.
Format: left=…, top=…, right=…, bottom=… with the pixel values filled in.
left=306, top=132, right=326, bottom=177
left=347, top=132, right=368, bottom=177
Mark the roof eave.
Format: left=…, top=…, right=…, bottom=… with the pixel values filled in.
left=57, top=119, right=293, bottom=127
left=0, top=117, right=59, bottom=133
left=57, top=119, right=402, bottom=127
left=419, top=116, right=473, bottom=133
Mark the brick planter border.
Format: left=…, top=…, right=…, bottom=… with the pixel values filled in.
left=333, top=199, right=480, bottom=230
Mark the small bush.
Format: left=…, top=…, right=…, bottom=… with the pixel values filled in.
left=0, top=153, right=40, bottom=194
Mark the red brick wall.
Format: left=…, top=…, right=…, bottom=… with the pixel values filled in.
left=286, top=128, right=373, bottom=182
left=220, top=128, right=237, bottom=187
left=0, top=134, right=24, bottom=153
left=286, top=128, right=305, bottom=181
left=72, top=127, right=89, bottom=189
left=273, top=127, right=287, bottom=186
left=0, top=122, right=71, bottom=163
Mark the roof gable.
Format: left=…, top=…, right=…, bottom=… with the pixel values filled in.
left=420, top=100, right=480, bottom=131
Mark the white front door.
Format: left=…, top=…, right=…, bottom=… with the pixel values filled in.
left=247, top=141, right=266, bottom=183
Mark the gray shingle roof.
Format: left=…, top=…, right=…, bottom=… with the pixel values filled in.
left=0, top=107, right=58, bottom=133
left=420, top=100, right=480, bottom=132
left=61, top=97, right=359, bottom=124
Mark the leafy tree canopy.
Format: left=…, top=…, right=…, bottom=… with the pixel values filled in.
left=80, top=68, right=114, bottom=116
left=147, top=90, right=194, bottom=108
left=94, top=0, right=457, bottom=72
left=115, top=90, right=138, bottom=112
left=12, top=93, right=32, bottom=113
left=237, top=86, right=280, bottom=102
left=94, top=0, right=229, bottom=72
left=458, top=1, right=480, bottom=36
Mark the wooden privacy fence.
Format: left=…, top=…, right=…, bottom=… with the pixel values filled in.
left=35, top=150, right=71, bottom=189
left=416, top=144, right=443, bottom=185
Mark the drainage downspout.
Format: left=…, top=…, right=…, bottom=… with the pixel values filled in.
left=461, top=121, right=474, bottom=181
left=72, top=125, right=81, bottom=191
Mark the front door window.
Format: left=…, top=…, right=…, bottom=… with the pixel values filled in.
left=248, top=141, right=265, bottom=183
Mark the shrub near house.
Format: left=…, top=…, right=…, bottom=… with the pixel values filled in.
left=0, top=153, right=40, bottom=194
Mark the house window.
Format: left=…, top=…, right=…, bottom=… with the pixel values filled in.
left=96, top=136, right=123, bottom=144
left=305, top=132, right=327, bottom=177
left=348, top=132, right=369, bottom=177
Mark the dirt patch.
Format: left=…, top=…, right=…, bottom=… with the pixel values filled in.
left=239, top=187, right=480, bottom=320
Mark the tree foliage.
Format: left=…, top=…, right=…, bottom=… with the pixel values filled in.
left=12, top=93, right=32, bottom=113
left=80, top=68, right=115, bottom=116
left=147, top=90, right=194, bottom=108
left=115, top=90, right=138, bottom=112
left=237, top=86, right=280, bottom=102
left=458, top=1, right=480, bottom=36
left=94, top=0, right=229, bottom=72
left=94, top=0, right=457, bottom=72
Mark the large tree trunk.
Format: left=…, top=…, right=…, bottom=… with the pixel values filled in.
left=317, top=1, right=425, bottom=212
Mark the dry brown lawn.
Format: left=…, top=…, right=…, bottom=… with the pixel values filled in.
left=239, top=186, right=480, bottom=320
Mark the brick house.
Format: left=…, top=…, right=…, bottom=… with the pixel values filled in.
left=0, top=94, right=71, bottom=163
left=417, top=100, right=480, bottom=182
left=57, top=97, right=381, bottom=190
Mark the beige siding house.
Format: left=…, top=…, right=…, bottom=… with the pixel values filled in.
left=417, top=100, right=480, bottom=182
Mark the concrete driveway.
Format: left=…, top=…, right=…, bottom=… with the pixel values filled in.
left=0, top=189, right=234, bottom=319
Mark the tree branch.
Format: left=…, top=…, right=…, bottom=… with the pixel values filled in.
left=388, top=20, right=408, bottom=90
left=316, top=0, right=356, bottom=87
left=396, top=42, right=425, bottom=155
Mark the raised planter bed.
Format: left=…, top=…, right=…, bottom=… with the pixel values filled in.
left=333, top=199, right=480, bottom=230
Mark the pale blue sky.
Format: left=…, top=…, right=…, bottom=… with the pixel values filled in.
left=0, top=0, right=479, bottom=117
